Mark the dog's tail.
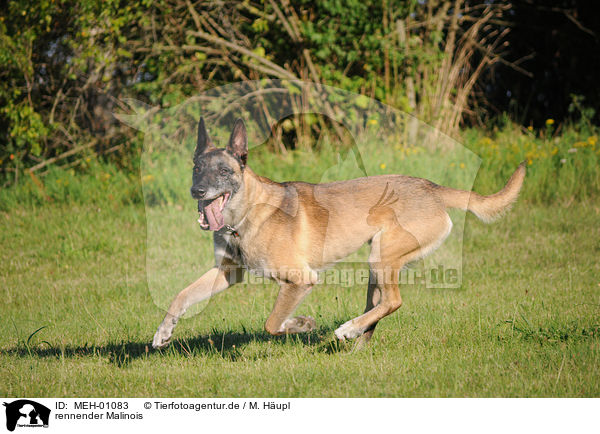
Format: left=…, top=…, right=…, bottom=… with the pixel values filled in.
left=437, top=161, right=526, bottom=223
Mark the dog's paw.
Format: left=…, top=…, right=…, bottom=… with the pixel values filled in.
left=152, top=325, right=173, bottom=349
left=334, top=320, right=363, bottom=340
left=293, top=315, right=317, bottom=332
left=281, top=316, right=316, bottom=333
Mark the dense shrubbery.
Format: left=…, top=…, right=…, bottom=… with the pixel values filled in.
left=1, top=0, right=598, bottom=207
left=1, top=0, right=527, bottom=177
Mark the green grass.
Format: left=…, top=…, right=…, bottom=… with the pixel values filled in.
left=1, top=197, right=599, bottom=397
left=2, top=123, right=599, bottom=210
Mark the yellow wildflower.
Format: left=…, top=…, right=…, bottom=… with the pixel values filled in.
left=459, top=163, right=465, bottom=169
left=379, top=163, right=386, bottom=170
left=527, top=126, right=533, bottom=131
left=588, top=136, right=597, bottom=146
left=545, top=119, right=555, bottom=126
left=367, top=119, right=378, bottom=126
left=525, top=150, right=536, bottom=161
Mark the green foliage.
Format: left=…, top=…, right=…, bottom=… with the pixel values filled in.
left=0, top=0, right=156, bottom=173
left=0, top=0, right=504, bottom=178
left=1, top=0, right=598, bottom=195
left=466, top=122, right=600, bottom=203
left=0, top=17, right=52, bottom=162
left=0, top=100, right=51, bottom=157
left=297, top=0, right=398, bottom=91
left=568, top=94, right=596, bottom=132
left=0, top=158, right=142, bottom=211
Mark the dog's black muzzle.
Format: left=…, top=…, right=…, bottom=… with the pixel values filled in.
left=191, top=185, right=206, bottom=199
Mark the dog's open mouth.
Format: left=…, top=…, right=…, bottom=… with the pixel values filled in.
left=197, top=193, right=230, bottom=231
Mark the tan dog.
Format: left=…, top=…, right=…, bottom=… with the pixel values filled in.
left=152, top=118, right=526, bottom=348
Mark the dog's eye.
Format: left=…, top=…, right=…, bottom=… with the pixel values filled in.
left=219, top=167, right=230, bottom=176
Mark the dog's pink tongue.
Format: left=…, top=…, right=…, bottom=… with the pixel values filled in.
left=205, top=199, right=224, bottom=231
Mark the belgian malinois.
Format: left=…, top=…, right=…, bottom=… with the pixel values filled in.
left=152, top=118, right=526, bottom=348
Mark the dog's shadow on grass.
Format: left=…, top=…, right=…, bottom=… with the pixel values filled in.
left=5, top=323, right=350, bottom=367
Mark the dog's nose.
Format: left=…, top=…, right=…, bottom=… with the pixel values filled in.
left=191, top=186, right=206, bottom=198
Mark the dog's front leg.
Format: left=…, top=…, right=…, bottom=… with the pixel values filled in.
left=152, top=265, right=241, bottom=349
left=264, top=283, right=315, bottom=335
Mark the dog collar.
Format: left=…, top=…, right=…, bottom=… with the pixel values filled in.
left=222, top=210, right=251, bottom=239
left=222, top=225, right=239, bottom=238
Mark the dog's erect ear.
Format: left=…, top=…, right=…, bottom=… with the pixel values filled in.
left=194, top=117, right=213, bottom=160
left=227, top=118, right=248, bottom=167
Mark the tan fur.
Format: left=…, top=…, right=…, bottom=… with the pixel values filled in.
left=152, top=154, right=526, bottom=348
left=436, top=161, right=527, bottom=223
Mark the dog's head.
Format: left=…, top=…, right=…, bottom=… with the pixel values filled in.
left=191, top=118, right=248, bottom=231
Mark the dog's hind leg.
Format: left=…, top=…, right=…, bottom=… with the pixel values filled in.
left=264, top=283, right=316, bottom=335
left=345, top=232, right=395, bottom=344
left=353, top=268, right=382, bottom=347
left=335, top=264, right=404, bottom=341
left=152, top=262, right=244, bottom=349
left=335, top=215, right=452, bottom=341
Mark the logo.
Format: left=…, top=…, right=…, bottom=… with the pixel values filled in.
left=3, top=400, right=50, bottom=432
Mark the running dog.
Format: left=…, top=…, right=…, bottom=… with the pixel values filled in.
left=152, top=118, right=525, bottom=348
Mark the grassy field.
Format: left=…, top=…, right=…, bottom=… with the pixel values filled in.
left=1, top=196, right=599, bottom=397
